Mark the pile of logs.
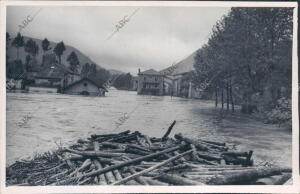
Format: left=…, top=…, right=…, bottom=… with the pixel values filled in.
left=6, top=121, right=292, bottom=186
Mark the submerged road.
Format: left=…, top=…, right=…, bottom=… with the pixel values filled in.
left=6, top=88, right=292, bottom=167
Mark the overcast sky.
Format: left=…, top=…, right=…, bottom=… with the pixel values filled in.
left=6, top=6, right=230, bottom=75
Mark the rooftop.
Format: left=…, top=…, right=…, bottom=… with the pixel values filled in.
left=139, top=69, right=162, bottom=76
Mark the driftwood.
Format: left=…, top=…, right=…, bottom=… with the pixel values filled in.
left=174, top=133, right=209, bottom=151
left=112, top=149, right=193, bottom=185
left=155, top=174, right=204, bottom=185
left=162, top=120, right=176, bottom=141
left=206, top=167, right=292, bottom=185
left=128, top=167, right=148, bottom=185
left=63, top=148, right=123, bottom=158
left=7, top=128, right=290, bottom=186
left=93, top=142, right=108, bottom=185
left=256, top=173, right=292, bottom=185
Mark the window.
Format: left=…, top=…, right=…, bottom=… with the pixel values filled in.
left=84, top=82, right=87, bottom=86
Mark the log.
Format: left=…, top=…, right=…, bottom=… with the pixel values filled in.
left=121, top=173, right=141, bottom=185
left=91, top=130, right=131, bottom=139
left=246, top=150, right=253, bottom=166
left=63, top=148, right=123, bottom=158
left=125, top=147, right=151, bottom=156
left=174, top=133, right=208, bottom=151
left=113, top=169, right=123, bottom=181
left=206, top=167, right=291, bottom=185
left=197, top=152, right=222, bottom=162
left=128, top=167, right=148, bottom=185
left=101, top=142, right=125, bottom=149
left=142, top=176, right=168, bottom=185
left=200, top=140, right=226, bottom=147
left=103, top=164, right=116, bottom=184
left=162, top=120, right=176, bottom=141
left=222, top=151, right=248, bottom=157
left=155, top=174, right=204, bottom=185
left=256, top=173, right=292, bottom=185
left=144, top=135, right=152, bottom=147
left=57, top=145, right=183, bottom=184
left=93, top=160, right=107, bottom=185
left=69, top=159, right=92, bottom=177
left=93, top=142, right=108, bottom=185
left=112, top=149, right=193, bottom=185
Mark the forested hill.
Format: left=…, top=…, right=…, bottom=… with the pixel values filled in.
left=6, top=35, right=105, bottom=73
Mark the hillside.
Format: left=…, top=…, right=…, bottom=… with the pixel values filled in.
left=160, top=50, right=198, bottom=75
left=6, top=36, right=105, bottom=72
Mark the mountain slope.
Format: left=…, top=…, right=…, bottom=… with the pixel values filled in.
left=7, top=36, right=104, bottom=71
left=160, top=50, right=198, bottom=75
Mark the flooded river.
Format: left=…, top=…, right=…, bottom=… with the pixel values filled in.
left=6, top=88, right=292, bottom=167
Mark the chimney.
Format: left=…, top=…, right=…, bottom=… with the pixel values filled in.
left=138, top=68, right=141, bottom=74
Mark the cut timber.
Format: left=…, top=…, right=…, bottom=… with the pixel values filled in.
left=197, top=152, right=222, bottom=162
left=103, top=164, right=116, bottom=184
left=128, top=167, right=148, bottom=185
left=201, top=140, right=226, bottom=147
left=256, top=173, right=292, bottom=185
left=206, top=167, right=291, bottom=185
left=162, top=120, right=176, bottom=141
left=112, top=149, right=193, bottom=185
left=155, top=174, right=205, bottom=185
left=63, top=148, right=123, bottom=158
left=112, top=169, right=123, bottom=181
left=222, top=151, right=248, bottom=157
left=93, top=160, right=107, bottom=185
left=93, top=142, right=107, bottom=185
left=174, top=133, right=208, bottom=151
left=57, top=145, right=183, bottom=184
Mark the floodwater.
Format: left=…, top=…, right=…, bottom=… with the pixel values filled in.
left=6, top=88, right=292, bottom=167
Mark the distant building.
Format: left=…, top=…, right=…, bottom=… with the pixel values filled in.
left=62, top=77, right=108, bottom=96
left=131, top=76, right=138, bottom=91
left=137, top=69, right=164, bottom=95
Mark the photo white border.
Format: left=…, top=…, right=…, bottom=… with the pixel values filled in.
left=0, top=1, right=299, bottom=193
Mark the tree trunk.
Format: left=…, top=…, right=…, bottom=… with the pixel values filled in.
left=230, top=81, right=234, bottom=112
left=221, top=85, right=224, bottom=109
left=112, top=150, right=193, bottom=185
left=17, top=48, right=19, bottom=60
left=226, top=82, right=230, bottom=110
left=162, top=120, right=176, bottom=141
left=206, top=167, right=291, bottom=185
left=174, top=133, right=208, bottom=151
left=215, top=86, right=218, bottom=107
left=156, top=174, right=204, bottom=185
left=57, top=145, right=183, bottom=184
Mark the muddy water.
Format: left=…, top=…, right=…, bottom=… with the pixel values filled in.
left=6, top=88, right=292, bottom=167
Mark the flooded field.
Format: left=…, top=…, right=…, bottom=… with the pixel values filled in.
left=6, top=89, right=292, bottom=167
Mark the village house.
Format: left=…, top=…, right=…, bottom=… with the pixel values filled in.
left=131, top=76, right=138, bottom=91
left=137, top=69, right=164, bottom=95
left=62, top=77, right=108, bottom=96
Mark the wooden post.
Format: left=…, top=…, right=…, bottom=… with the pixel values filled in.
left=162, top=120, right=176, bottom=141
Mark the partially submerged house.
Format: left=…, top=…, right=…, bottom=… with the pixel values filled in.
left=137, top=69, right=164, bottom=95
left=62, top=77, right=108, bottom=96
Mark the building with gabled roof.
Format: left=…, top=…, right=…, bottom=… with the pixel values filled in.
left=137, top=68, right=164, bottom=95
left=62, top=77, right=108, bottom=96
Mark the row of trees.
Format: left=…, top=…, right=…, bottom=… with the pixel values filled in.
left=6, top=32, right=111, bottom=86
left=192, top=8, right=293, bottom=126
left=6, top=32, right=80, bottom=74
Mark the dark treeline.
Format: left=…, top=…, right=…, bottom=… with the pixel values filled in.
left=6, top=32, right=110, bottom=86
left=113, top=73, right=133, bottom=90
left=193, top=8, right=293, bottom=128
